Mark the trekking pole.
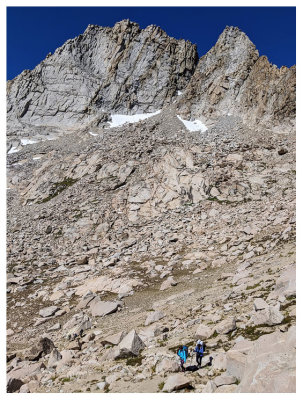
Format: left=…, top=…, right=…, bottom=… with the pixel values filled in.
left=190, top=351, right=194, bottom=366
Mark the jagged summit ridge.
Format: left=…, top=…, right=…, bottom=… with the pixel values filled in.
left=6, top=20, right=295, bottom=141
left=176, top=25, right=295, bottom=130
left=7, top=19, right=198, bottom=137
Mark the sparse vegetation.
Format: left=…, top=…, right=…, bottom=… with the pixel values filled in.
left=126, top=355, right=144, bottom=366
left=38, top=177, right=78, bottom=203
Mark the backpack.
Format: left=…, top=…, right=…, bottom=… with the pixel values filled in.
left=183, top=346, right=188, bottom=358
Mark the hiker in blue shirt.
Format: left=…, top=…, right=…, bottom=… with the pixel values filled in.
left=194, top=342, right=204, bottom=367
left=177, top=345, right=188, bottom=371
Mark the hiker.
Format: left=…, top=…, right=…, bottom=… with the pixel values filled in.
left=194, top=342, right=204, bottom=367
left=177, top=345, right=188, bottom=371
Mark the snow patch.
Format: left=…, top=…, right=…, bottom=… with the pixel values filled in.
left=89, top=131, right=98, bottom=136
left=21, top=138, right=38, bottom=146
left=33, top=157, right=42, bottom=160
left=108, top=110, right=161, bottom=128
left=8, top=146, right=20, bottom=154
left=177, top=90, right=183, bottom=96
left=177, top=115, right=208, bottom=132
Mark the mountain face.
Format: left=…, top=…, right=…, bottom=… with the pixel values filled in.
left=6, top=21, right=296, bottom=394
left=7, top=20, right=198, bottom=137
left=176, top=26, right=296, bottom=130
left=7, top=21, right=295, bottom=141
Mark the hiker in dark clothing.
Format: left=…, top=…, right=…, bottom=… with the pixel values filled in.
left=194, top=343, right=204, bottom=367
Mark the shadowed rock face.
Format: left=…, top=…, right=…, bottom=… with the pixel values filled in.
left=7, top=19, right=198, bottom=137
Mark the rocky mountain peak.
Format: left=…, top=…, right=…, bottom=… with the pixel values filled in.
left=7, top=20, right=198, bottom=139
left=176, top=25, right=295, bottom=130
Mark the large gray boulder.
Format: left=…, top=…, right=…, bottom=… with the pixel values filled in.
left=144, top=310, right=166, bottom=326
left=195, top=324, right=214, bottom=340
left=39, top=306, right=59, bottom=318
left=226, top=350, right=247, bottom=380
left=114, top=329, right=145, bottom=358
left=63, top=313, right=92, bottom=336
left=155, top=358, right=180, bottom=375
left=100, top=331, right=126, bottom=346
left=248, top=306, right=284, bottom=326
left=236, top=327, right=296, bottom=392
left=273, top=265, right=296, bottom=298
left=27, top=337, right=55, bottom=361
left=162, top=374, right=192, bottom=392
left=253, top=298, right=269, bottom=311
left=47, top=348, right=62, bottom=368
left=215, top=317, right=236, bottom=334
left=90, top=300, right=121, bottom=317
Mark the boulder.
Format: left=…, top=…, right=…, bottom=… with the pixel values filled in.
left=76, top=255, right=89, bottom=265
left=163, top=374, right=192, bottom=392
left=8, top=362, right=46, bottom=381
left=19, top=384, right=30, bottom=393
left=139, top=324, right=163, bottom=341
left=155, top=358, right=180, bottom=374
left=101, top=331, right=126, bottom=346
left=76, top=293, right=96, bottom=309
left=145, top=310, right=166, bottom=326
left=27, top=337, right=55, bottom=361
left=248, top=306, right=284, bottom=326
left=56, top=350, right=76, bottom=368
left=7, top=377, right=24, bottom=393
left=202, top=380, right=217, bottom=393
left=39, top=306, right=59, bottom=318
left=48, top=348, right=62, bottom=368
left=160, top=276, right=177, bottom=291
left=273, top=266, right=296, bottom=298
left=215, top=384, right=237, bottom=393
left=212, top=352, right=227, bottom=371
left=253, top=298, right=269, bottom=311
left=195, top=324, right=215, bottom=340
left=236, top=327, right=296, bottom=392
left=47, top=322, right=61, bottom=332
left=96, top=382, right=106, bottom=390
left=213, top=374, right=237, bottom=387
left=90, top=300, right=120, bottom=317
left=114, top=329, right=145, bottom=358
left=215, top=317, right=236, bottom=334
left=226, top=350, right=247, bottom=380
left=63, top=313, right=92, bottom=336
left=232, top=339, right=254, bottom=354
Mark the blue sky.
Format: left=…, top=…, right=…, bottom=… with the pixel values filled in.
left=7, top=6, right=296, bottom=80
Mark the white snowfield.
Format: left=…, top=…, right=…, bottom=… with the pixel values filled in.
left=21, top=138, right=38, bottom=146
left=7, top=146, right=20, bottom=154
left=177, top=115, right=208, bottom=132
left=89, top=131, right=98, bottom=136
left=108, top=110, right=161, bottom=128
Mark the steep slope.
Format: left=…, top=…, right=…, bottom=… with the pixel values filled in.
left=176, top=26, right=296, bottom=130
left=6, top=20, right=296, bottom=394
left=7, top=19, right=198, bottom=137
